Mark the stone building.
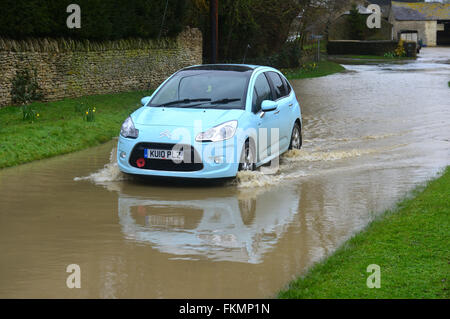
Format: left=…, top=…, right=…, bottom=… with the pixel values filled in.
left=389, top=1, right=450, bottom=46
left=326, top=0, right=450, bottom=45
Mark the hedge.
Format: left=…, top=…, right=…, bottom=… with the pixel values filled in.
left=0, top=0, right=188, bottom=40
left=327, top=40, right=398, bottom=56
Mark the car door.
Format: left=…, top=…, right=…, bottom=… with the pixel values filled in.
left=266, top=71, right=291, bottom=151
left=251, top=72, right=280, bottom=162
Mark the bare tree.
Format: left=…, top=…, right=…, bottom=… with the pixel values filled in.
left=293, top=0, right=357, bottom=48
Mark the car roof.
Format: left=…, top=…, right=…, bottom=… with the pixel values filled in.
left=182, top=64, right=270, bottom=73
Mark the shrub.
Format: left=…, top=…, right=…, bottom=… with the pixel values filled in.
left=11, top=68, right=43, bottom=105
left=327, top=41, right=397, bottom=55
left=0, top=0, right=188, bottom=40
left=347, top=4, right=366, bottom=40
left=243, top=39, right=302, bottom=69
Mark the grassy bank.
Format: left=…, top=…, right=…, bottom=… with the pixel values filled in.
left=0, top=91, right=152, bottom=169
left=283, top=61, right=345, bottom=80
left=279, top=167, right=449, bottom=299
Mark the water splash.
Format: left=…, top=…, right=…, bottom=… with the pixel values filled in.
left=282, top=148, right=377, bottom=162
left=236, top=170, right=307, bottom=189
left=74, top=147, right=128, bottom=183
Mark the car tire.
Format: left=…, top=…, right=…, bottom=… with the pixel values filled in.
left=289, top=122, right=302, bottom=150
left=239, top=140, right=256, bottom=171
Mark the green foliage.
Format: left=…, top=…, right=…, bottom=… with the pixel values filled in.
left=282, top=61, right=345, bottom=80
left=244, top=39, right=302, bottom=69
left=21, top=105, right=39, bottom=122
left=84, top=107, right=96, bottom=122
left=279, top=167, right=450, bottom=299
left=327, top=40, right=398, bottom=56
left=187, top=0, right=300, bottom=63
left=347, top=4, right=366, bottom=40
left=74, top=102, right=84, bottom=114
left=384, top=52, right=396, bottom=58
left=11, top=68, right=43, bottom=105
left=0, top=0, right=187, bottom=40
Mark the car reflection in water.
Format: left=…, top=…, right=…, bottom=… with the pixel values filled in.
left=118, top=185, right=300, bottom=264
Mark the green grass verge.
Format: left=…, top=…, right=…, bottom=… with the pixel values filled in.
left=0, top=90, right=152, bottom=169
left=283, top=61, right=345, bottom=80
left=279, top=167, right=450, bottom=299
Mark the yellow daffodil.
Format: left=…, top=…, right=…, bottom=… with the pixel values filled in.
left=86, top=111, right=88, bottom=115
left=37, top=114, right=40, bottom=117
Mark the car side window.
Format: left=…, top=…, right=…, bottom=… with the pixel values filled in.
left=252, top=73, right=272, bottom=113
left=281, top=75, right=292, bottom=95
left=267, top=72, right=287, bottom=100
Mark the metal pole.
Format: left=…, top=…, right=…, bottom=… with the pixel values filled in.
left=210, top=0, right=218, bottom=64
left=317, top=38, right=320, bottom=62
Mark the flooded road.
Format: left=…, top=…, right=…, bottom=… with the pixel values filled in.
left=1, top=48, right=449, bottom=298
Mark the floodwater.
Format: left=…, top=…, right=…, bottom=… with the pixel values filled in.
left=0, top=48, right=449, bottom=298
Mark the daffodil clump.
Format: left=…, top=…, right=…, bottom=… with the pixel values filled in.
left=21, top=104, right=39, bottom=122
left=394, top=39, right=406, bottom=57
left=84, top=107, right=96, bottom=122
left=302, top=62, right=318, bottom=72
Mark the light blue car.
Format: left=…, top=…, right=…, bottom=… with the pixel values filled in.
left=117, top=64, right=302, bottom=179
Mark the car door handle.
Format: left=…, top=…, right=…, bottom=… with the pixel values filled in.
left=274, top=110, right=280, bottom=115
left=289, top=103, right=293, bottom=107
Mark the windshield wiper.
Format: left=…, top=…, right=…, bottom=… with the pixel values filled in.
left=157, top=98, right=242, bottom=109
left=210, top=98, right=241, bottom=104
left=157, top=98, right=211, bottom=107
left=184, top=98, right=242, bottom=108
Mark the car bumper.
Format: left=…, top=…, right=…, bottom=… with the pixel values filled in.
left=117, top=135, right=242, bottom=179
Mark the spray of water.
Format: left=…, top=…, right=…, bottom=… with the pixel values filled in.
left=75, top=143, right=394, bottom=189
left=74, top=147, right=128, bottom=183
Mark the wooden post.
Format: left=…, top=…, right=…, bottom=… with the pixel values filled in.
left=210, top=0, right=218, bottom=63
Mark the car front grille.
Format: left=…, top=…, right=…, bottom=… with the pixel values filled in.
left=129, top=142, right=203, bottom=172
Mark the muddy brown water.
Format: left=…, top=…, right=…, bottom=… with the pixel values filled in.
left=1, top=48, right=449, bottom=298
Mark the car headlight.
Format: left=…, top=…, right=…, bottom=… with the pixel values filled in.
left=120, top=117, right=139, bottom=139
left=196, top=120, right=238, bottom=142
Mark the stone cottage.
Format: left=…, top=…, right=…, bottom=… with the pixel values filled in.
left=389, top=1, right=450, bottom=46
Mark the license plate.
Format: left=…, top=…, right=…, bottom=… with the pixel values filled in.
left=144, top=149, right=184, bottom=160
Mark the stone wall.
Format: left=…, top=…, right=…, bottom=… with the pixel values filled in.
left=0, top=28, right=202, bottom=107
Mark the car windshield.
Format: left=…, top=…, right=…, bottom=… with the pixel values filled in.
left=149, top=67, right=252, bottom=109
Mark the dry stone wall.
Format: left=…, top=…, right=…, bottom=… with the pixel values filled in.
left=0, top=28, right=202, bottom=107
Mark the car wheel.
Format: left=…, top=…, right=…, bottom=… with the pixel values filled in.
left=289, top=123, right=302, bottom=150
left=239, top=140, right=255, bottom=171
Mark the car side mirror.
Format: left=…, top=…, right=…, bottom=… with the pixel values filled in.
left=141, top=96, right=151, bottom=106
left=261, top=100, right=278, bottom=112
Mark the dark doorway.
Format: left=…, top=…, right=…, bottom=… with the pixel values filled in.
left=437, top=20, right=450, bottom=46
